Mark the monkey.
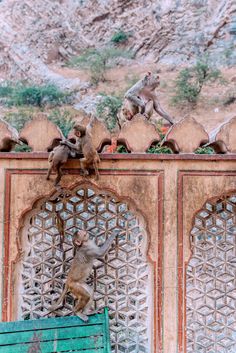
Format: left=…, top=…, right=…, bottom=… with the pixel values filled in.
left=0, top=137, right=25, bottom=152
left=119, top=72, right=174, bottom=125
left=50, top=229, right=118, bottom=321
left=47, top=138, right=63, bottom=152
left=46, top=137, right=77, bottom=186
left=60, top=124, right=100, bottom=180
left=55, top=211, right=65, bottom=248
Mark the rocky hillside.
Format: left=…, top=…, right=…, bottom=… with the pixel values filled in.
left=0, top=0, right=235, bottom=86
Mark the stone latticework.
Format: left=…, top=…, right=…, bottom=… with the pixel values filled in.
left=186, top=194, right=236, bottom=353
left=18, top=185, right=152, bottom=353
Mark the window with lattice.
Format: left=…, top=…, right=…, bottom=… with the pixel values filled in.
left=16, top=185, right=153, bottom=353
left=186, top=194, right=236, bottom=353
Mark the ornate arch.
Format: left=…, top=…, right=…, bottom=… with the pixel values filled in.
left=14, top=182, right=153, bottom=353
left=186, top=192, right=236, bottom=353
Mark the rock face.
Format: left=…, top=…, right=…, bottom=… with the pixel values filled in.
left=0, top=0, right=235, bottom=84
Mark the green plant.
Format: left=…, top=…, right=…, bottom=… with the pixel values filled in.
left=195, top=146, right=215, bottom=154
left=47, top=109, right=74, bottom=137
left=14, top=143, right=32, bottom=152
left=111, top=30, right=129, bottom=44
left=96, top=94, right=122, bottom=131
left=0, top=82, right=14, bottom=97
left=117, top=145, right=128, bottom=153
left=4, top=108, right=74, bottom=136
left=4, top=110, right=32, bottom=131
left=172, top=60, right=223, bottom=105
left=147, top=143, right=173, bottom=154
left=10, top=84, right=68, bottom=107
left=69, top=47, right=133, bottom=83
left=0, top=82, right=69, bottom=107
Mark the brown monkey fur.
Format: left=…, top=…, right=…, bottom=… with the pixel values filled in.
left=119, top=72, right=174, bottom=125
left=46, top=138, right=76, bottom=186
left=55, top=211, right=65, bottom=248
left=0, top=137, right=25, bottom=152
left=61, top=124, right=100, bottom=180
left=50, top=230, right=118, bottom=321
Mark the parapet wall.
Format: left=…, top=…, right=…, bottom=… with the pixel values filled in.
left=1, top=113, right=236, bottom=153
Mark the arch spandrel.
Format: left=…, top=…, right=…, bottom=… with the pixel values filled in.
left=13, top=182, right=154, bottom=353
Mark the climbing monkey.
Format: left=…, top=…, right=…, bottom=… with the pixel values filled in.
left=50, top=230, right=118, bottom=321
left=119, top=72, right=174, bottom=125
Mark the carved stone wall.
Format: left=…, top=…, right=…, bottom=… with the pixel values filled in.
left=186, top=194, right=236, bottom=353
left=16, top=184, right=152, bottom=353
left=0, top=154, right=235, bottom=353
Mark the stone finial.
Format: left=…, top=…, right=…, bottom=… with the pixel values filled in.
left=88, top=117, right=111, bottom=150
left=214, top=116, right=236, bottom=153
left=163, top=116, right=209, bottom=153
left=0, top=118, right=21, bottom=151
left=20, top=113, right=64, bottom=152
left=118, top=114, right=161, bottom=152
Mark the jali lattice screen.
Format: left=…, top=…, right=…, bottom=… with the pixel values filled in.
left=186, top=194, right=236, bottom=353
left=16, top=184, right=152, bottom=353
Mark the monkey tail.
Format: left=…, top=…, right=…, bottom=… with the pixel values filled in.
left=49, top=283, right=68, bottom=311
left=93, top=157, right=100, bottom=180
left=48, top=151, right=54, bottom=164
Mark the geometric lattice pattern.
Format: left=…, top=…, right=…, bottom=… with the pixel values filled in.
left=18, top=185, right=152, bottom=353
left=186, top=194, right=236, bottom=353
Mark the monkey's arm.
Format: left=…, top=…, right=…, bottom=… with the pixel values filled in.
left=60, top=140, right=81, bottom=152
left=125, top=81, right=145, bottom=111
left=153, top=99, right=174, bottom=125
left=96, top=234, right=117, bottom=259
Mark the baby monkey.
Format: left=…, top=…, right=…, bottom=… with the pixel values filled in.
left=46, top=138, right=77, bottom=186
left=50, top=230, right=118, bottom=321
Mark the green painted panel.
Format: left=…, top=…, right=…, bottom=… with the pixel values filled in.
left=0, top=308, right=111, bottom=353
left=0, top=324, right=103, bottom=345
left=67, top=350, right=104, bottom=353
left=0, top=314, right=103, bottom=333
left=103, top=307, right=111, bottom=353
left=0, top=336, right=103, bottom=353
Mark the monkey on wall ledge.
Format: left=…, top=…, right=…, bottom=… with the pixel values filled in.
left=46, top=123, right=100, bottom=186
left=0, top=136, right=25, bottom=152
left=119, top=72, right=174, bottom=125
left=60, top=124, right=100, bottom=180
left=50, top=230, right=119, bottom=321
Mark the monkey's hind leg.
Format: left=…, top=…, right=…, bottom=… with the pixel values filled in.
left=80, top=158, right=90, bottom=177
left=72, top=283, right=91, bottom=322
left=54, top=163, right=63, bottom=186
left=46, top=163, right=53, bottom=180
left=143, top=100, right=153, bottom=119
left=93, top=158, right=100, bottom=181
